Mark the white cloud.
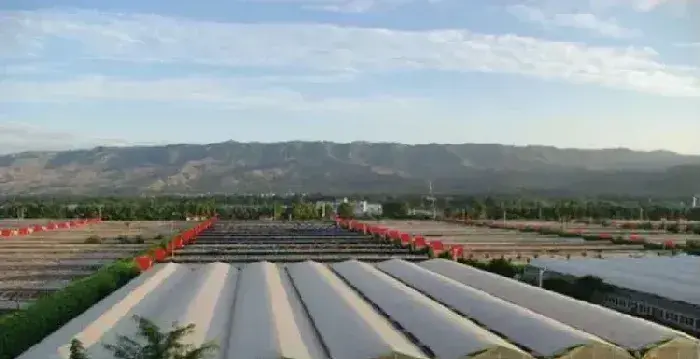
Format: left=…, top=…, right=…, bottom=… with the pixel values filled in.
left=236, top=0, right=434, bottom=12
left=535, top=0, right=681, bottom=12
left=675, top=42, right=700, bottom=48
left=507, top=5, right=642, bottom=39
left=0, top=122, right=132, bottom=154
left=1, top=9, right=699, bottom=98
left=0, top=75, right=434, bottom=113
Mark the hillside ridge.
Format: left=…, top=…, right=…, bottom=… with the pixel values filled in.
left=1, top=141, right=699, bottom=196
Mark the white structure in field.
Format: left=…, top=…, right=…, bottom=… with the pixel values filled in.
left=693, top=195, right=698, bottom=208
left=315, top=198, right=382, bottom=217
left=354, top=200, right=383, bottom=216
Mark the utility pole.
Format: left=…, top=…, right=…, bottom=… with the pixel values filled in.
left=427, top=181, right=436, bottom=220
left=501, top=202, right=506, bottom=226
left=538, top=267, right=546, bottom=288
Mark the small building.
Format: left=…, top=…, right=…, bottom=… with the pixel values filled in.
left=354, top=201, right=382, bottom=217
left=316, top=199, right=383, bottom=217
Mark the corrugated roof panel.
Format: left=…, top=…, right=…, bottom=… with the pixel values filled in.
left=331, top=260, right=533, bottom=359
left=227, top=262, right=326, bottom=359
left=17, top=262, right=188, bottom=359
left=286, top=261, right=428, bottom=359
left=377, top=259, right=629, bottom=359
left=420, top=259, right=697, bottom=352
left=85, top=263, right=218, bottom=358
left=529, top=258, right=700, bottom=306
left=561, top=256, right=700, bottom=286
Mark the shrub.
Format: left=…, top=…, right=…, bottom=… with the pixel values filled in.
left=458, top=258, right=524, bottom=278
left=0, top=261, right=140, bottom=359
left=666, top=223, right=680, bottom=234
left=83, top=235, right=102, bottom=244
left=154, top=233, right=165, bottom=240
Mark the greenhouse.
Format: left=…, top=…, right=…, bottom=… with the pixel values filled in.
left=420, top=259, right=700, bottom=359
left=332, top=260, right=533, bottom=359
left=378, top=259, right=633, bottom=359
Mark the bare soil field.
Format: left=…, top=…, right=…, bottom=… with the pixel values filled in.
left=0, top=219, right=58, bottom=227
left=465, top=220, right=700, bottom=245
left=372, top=220, right=662, bottom=261
left=0, top=220, right=195, bottom=310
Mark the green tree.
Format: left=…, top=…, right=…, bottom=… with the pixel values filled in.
left=381, top=201, right=409, bottom=219
left=337, top=203, right=354, bottom=218
left=70, top=339, right=89, bottom=359
left=291, top=202, right=318, bottom=220
left=71, top=316, right=218, bottom=359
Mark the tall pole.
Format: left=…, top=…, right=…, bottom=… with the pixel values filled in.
left=428, top=181, right=436, bottom=220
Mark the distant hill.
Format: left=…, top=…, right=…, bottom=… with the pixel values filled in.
left=0, top=141, right=699, bottom=196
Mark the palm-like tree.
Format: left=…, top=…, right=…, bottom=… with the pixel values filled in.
left=70, top=316, right=218, bottom=359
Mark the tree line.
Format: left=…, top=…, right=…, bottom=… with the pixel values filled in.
left=1, top=196, right=698, bottom=221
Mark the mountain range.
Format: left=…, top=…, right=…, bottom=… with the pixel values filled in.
left=1, top=141, right=699, bottom=197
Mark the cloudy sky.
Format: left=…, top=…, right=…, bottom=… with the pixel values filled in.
left=1, top=0, right=699, bottom=154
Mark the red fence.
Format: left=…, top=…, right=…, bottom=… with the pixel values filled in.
left=134, top=217, right=218, bottom=271
left=335, top=218, right=464, bottom=260
left=0, top=218, right=102, bottom=239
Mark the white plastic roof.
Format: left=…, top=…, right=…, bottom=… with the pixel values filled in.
left=559, top=256, right=700, bottom=285
left=420, top=259, right=697, bottom=351
left=16, top=259, right=695, bottom=359
left=331, top=260, right=532, bottom=359
left=286, top=261, right=428, bottom=359
left=529, top=257, right=700, bottom=307
left=376, top=259, right=619, bottom=358
left=227, top=262, right=326, bottom=359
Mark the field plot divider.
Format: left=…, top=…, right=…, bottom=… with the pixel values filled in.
left=0, top=218, right=102, bottom=239
left=337, top=218, right=450, bottom=259
left=135, top=216, right=218, bottom=271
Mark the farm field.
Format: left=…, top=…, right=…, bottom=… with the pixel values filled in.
left=169, top=220, right=430, bottom=263
left=368, top=220, right=662, bottom=260
left=0, top=219, right=58, bottom=227
left=489, top=220, right=700, bottom=245
left=0, top=220, right=194, bottom=312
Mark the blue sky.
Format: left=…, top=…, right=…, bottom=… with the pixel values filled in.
left=1, top=0, right=699, bottom=154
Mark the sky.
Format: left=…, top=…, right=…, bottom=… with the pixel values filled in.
left=1, top=0, right=699, bottom=154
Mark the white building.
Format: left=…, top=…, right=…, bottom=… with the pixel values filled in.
left=354, top=201, right=383, bottom=217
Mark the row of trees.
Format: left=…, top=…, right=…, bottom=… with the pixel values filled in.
left=1, top=196, right=699, bottom=221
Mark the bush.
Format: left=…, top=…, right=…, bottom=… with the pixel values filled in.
left=666, top=223, right=680, bottom=234
left=543, top=275, right=611, bottom=302
left=0, top=261, right=140, bottom=359
left=458, top=258, right=524, bottom=278
left=83, top=235, right=102, bottom=244
left=153, top=234, right=165, bottom=240
left=638, top=221, right=653, bottom=230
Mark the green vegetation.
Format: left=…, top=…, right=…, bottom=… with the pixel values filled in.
left=84, top=235, right=102, bottom=244
left=542, top=276, right=613, bottom=302
left=458, top=258, right=525, bottom=278
left=0, top=261, right=140, bottom=359
left=381, top=201, right=410, bottom=219
left=70, top=316, right=218, bottom=359
left=70, top=339, right=89, bottom=359
left=3, top=195, right=700, bottom=222
left=68, top=316, right=217, bottom=359
left=336, top=202, right=354, bottom=218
